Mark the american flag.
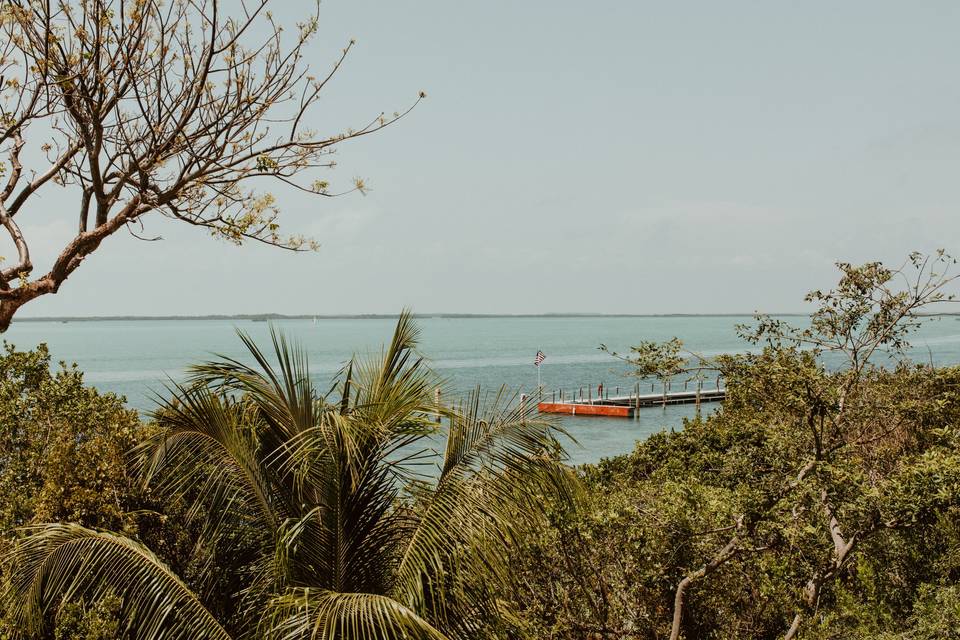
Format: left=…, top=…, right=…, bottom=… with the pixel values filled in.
left=534, top=350, right=546, bottom=367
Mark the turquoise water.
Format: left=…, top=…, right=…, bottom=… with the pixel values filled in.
left=7, top=315, right=960, bottom=464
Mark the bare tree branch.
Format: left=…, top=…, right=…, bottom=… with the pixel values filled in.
left=0, top=0, right=422, bottom=329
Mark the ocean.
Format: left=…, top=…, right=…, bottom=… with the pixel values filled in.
left=7, top=315, right=960, bottom=465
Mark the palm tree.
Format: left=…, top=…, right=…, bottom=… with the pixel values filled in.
left=4, top=314, right=577, bottom=639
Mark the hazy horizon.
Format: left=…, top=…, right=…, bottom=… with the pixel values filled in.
left=17, top=311, right=812, bottom=321
left=11, top=1, right=960, bottom=318
left=15, top=310, right=960, bottom=322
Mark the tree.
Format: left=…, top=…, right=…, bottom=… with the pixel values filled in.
left=505, top=251, right=960, bottom=639
left=508, top=362, right=960, bottom=639
left=740, top=251, right=960, bottom=639
left=0, top=342, right=162, bottom=638
left=4, top=314, right=578, bottom=639
left=0, top=341, right=141, bottom=533
left=0, top=0, right=422, bottom=330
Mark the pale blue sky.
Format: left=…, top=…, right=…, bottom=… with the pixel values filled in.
left=16, top=1, right=960, bottom=316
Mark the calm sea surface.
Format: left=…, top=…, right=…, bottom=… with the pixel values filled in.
left=7, top=315, right=960, bottom=465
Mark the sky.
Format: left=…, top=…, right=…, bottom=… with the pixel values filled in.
left=13, top=0, right=960, bottom=317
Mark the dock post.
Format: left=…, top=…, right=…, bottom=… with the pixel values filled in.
left=662, top=380, right=667, bottom=410
left=635, top=382, right=640, bottom=421
left=695, top=380, right=701, bottom=417
left=435, top=388, right=442, bottom=423
left=716, top=375, right=721, bottom=390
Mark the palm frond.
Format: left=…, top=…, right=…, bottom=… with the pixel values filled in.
left=441, top=386, right=573, bottom=480
left=4, top=524, right=231, bottom=640
left=4, top=315, right=579, bottom=640
left=339, top=358, right=354, bottom=415
left=139, top=381, right=282, bottom=535
left=253, top=407, right=403, bottom=595
left=350, top=311, right=446, bottom=439
left=190, top=326, right=318, bottom=446
left=137, top=382, right=287, bottom=621
left=266, top=588, right=448, bottom=640
left=392, top=387, right=581, bottom=630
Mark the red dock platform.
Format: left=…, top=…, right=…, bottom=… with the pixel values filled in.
left=537, top=402, right=633, bottom=417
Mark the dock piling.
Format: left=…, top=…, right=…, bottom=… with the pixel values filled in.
left=537, top=384, right=726, bottom=418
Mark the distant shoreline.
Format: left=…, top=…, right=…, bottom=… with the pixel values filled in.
left=16, top=312, right=810, bottom=322
left=13, top=311, right=960, bottom=323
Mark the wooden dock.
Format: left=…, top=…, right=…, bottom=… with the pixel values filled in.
left=537, top=387, right=726, bottom=418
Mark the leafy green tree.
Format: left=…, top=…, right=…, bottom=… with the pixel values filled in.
left=0, top=343, right=171, bottom=639
left=507, top=252, right=960, bottom=639
left=4, top=314, right=578, bottom=639
left=52, top=594, right=121, bottom=640
left=0, top=342, right=141, bottom=532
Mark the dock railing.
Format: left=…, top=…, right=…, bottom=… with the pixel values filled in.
left=537, top=376, right=726, bottom=419
left=541, top=374, right=723, bottom=402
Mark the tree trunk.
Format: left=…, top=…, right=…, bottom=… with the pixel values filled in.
left=669, top=535, right=740, bottom=640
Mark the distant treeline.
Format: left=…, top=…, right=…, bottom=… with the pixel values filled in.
left=19, top=312, right=816, bottom=322
left=15, top=311, right=960, bottom=323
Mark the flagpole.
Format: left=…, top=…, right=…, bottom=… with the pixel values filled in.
left=537, top=347, right=541, bottom=394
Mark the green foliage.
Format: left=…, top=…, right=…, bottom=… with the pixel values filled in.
left=902, top=584, right=960, bottom=640
left=53, top=593, right=121, bottom=640
left=600, top=337, right=689, bottom=380
left=507, top=364, right=960, bottom=639
left=0, top=343, right=173, bottom=638
left=4, top=315, right=577, bottom=639
left=0, top=342, right=141, bottom=531
left=505, top=253, right=960, bottom=639
left=4, top=253, right=960, bottom=640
